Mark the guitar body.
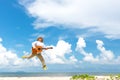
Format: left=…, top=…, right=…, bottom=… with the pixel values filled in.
left=32, top=46, right=43, bottom=54
left=32, top=46, right=53, bottom=54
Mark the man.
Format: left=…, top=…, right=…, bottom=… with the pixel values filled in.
left=22, top=37, right=48, bottom=70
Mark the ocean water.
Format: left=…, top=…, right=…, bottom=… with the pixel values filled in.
left=0, top=72, right=120, bottom=77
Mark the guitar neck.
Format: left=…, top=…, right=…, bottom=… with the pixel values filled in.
left=42, top=48, right=46, bottom=49
left=42, top=47, right=53, bottom=49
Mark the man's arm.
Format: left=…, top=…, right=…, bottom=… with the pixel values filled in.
left=32, top=41, right=37, bottom=48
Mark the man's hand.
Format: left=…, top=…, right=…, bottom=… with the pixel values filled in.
left=45, top=48, right=48, bottom=50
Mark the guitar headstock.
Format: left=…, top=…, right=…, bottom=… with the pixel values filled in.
left=48, top=47, right=53, bottom=49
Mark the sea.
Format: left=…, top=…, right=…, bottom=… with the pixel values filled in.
left=0, top=72, right=120, bottom=77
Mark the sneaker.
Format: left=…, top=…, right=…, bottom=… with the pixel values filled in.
left=22, top=56, right=27, bottom=59
left=43, top=65, right=47, bottom=70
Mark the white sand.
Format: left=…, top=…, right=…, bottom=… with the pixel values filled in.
left=0, top=76, right=118, bottom=80
left=0, top=77, right=71, bottom=80
left=95, top=76, right=111, bottom=80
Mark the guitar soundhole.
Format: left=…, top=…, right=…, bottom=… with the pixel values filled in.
left=38, top=48, right=41, bottom=50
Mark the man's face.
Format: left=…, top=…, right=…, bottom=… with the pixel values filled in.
left=38, top=38, right=42, bottom=42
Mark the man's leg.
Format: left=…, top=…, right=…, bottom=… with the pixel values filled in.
left=27, top=54, right=36, bottom=59
left=22, top=53, right=35, bottom=59
left=36, top=53, right=47, bottom=70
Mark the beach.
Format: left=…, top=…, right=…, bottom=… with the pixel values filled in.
left=0, top=76, right=119, bottom=80
left=0, top=72, right=120, bottom=80
left=0, top=77, right=70, bottom=80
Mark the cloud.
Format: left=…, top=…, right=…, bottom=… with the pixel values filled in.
left=76, top=37, right=86, bottom=49
left=69, top=56, right=78, bottom=63
left=96, top=40, right=115, bottom=62
left=0, top=37, right=78, bottom=71
left=43, top=39, right=77, bottom=64
left=20, top=0, right=120, bottom=39
left=76, top=37, right=120, bottom=64
left=76, top=37, right=99, bottom=63
left=0, top=38, right=41, bottom=71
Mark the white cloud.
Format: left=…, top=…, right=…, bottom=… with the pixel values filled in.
left=96, top=40, right=115, bottom=62
left=0, top=38, right=41, bottom=71
left=69, top=56, right=78, bottom=63
left=76, top=37, right=120, bottom=64
left=0, top=37, right=78, bottom=71
left=76, top=37, right=99, bottom=63
left=76, top=37, right=86, bottom=49
left=20, top=0, right=120, bottom=39
left=42, top=40, right=77, bottom=64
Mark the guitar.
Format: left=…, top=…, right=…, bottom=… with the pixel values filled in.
left=32, top=46, right=53, bottom=54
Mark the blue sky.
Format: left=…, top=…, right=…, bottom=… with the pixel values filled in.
left=0, top=0, right=120, bottom=72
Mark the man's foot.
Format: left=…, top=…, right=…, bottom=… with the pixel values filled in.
left=43, top=65, right=47, bottom=70
left=22, top=56, right=27, bottom=59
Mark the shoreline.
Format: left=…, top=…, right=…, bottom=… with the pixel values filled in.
left=0, top=75, right=119, bottom=80
left=0, top=77, right=71, bottom=80
left=0, top=72, right=120, bottom=77
left=0, top=72, right=120, bottom=80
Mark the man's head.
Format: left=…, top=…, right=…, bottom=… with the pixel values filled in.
left=37, top=37, right=43, bottom=42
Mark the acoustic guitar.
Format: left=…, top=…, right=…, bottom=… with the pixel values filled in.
left=32, top=46, right=53, bottom=54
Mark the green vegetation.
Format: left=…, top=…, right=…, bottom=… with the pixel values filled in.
left=115, top=74, right=120, bottom=80
left=108, top=74, right=120, bottom=80
left=70, top=74, right=95, bottom=80
left=70, top=74, right=120, bottom=80
left=117, top=74, right=120, bottom=78
left=110, top=74, right=114, bottom=80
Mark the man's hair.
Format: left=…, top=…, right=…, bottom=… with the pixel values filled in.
left=37, top=37, right=43, bottom=42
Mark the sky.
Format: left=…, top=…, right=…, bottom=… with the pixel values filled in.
left=0, top=0, right=120, bottom=72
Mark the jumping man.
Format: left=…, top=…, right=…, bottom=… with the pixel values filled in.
left=22, top=37, right=51, bottom=70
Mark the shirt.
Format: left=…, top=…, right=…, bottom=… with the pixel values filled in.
left=32, top=41, right=45, bottom=48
